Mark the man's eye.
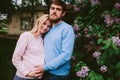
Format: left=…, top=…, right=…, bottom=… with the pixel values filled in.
left=43, top=23, right=46, bottom=25
left=51, top=7, right=55, bottom=10
left=56, top=8, right=62, bottom=11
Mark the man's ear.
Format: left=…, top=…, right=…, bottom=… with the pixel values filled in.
left=62, top=11, right=66, bottom=17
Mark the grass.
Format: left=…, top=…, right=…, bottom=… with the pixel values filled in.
left=0, top=37, right=17, bottom=80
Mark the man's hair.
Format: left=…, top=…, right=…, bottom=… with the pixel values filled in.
left=49, top=0, right=67, bottom=12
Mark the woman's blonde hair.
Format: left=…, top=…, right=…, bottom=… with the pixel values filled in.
left=31, top=14, right=49, bottom=38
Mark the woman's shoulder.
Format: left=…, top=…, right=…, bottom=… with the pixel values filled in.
left=20, top=31, right=32, bottom=37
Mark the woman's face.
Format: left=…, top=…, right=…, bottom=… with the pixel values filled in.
left=40, top=20, right=51, bottom=34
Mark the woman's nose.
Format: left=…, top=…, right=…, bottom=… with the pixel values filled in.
left=44, top=26, right=48, bottom=30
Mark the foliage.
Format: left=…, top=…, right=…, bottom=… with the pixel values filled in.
left=0, top=38, right=17, bottom=80
left=0, top=0, right=15, bottom=13
left=71, top=0, right=120, bottom=80
left=0, top=18, right=8, bottom=27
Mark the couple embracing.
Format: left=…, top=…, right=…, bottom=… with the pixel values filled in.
left=12, top=0, right=75, bottom=80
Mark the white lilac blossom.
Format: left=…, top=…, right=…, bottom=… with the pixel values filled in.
left=111, top=36, right=120, bottom=46
left=92, top=51, right=101, bottom=59
left=100, top=65, right=107, bottom=73
left=76, top=66, right=90, bottom=78
left=114, top=2, right=120, bottom=10
left=104, top=14, right=113, bottom=27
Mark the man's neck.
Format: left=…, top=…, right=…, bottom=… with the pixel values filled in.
left=52, top=20, right=62, bottom=26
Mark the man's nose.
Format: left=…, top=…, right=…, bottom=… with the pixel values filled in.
left=53, top=8, right=57, bottom=12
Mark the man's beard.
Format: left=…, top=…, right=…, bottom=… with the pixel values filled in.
left=49, top=15, right=62, bottom=23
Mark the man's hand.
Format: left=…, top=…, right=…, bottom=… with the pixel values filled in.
left=26, top=70, right=43, bottom=78
left=34, top=65, right=44, bottom=73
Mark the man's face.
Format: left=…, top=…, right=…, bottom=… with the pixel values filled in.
left=49, top=4, right=65, bottom=23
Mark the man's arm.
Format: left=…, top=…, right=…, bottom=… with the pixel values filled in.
left=44, top=27, right=75, bottom=71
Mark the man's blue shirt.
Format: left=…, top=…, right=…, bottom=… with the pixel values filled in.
left=44, top=21, right=75, bottom=76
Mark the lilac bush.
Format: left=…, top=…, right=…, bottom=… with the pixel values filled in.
left=76, top=66, right=90, bottom=78
left=70, top=0, right=120, bottom=80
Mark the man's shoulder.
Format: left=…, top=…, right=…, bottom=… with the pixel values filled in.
left=61, top=21, right=73, bottom=28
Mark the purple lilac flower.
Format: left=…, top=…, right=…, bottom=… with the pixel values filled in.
left=93, top=34, right=98, bottom=39
left=76, top=71, right=86, bottom=78
left=111, top=36, right=120, bottom=46
left=74, top=23, right=80, bottom=31
left=89, top=41, right=94, bottom=45
left=88, top=26, right=92, bottom=30
left=78, top=0, right=84, bottom=3
left=76, top=66, right=90, bottom=78
left=104, top=14, right=113, bottom=27
left=100, top=65, right=107, bottom=73
left=92, top=51, right=101, bottom=59
left=112, top=17, right=120, bottom=24
left=73, top=5, right=80, bottom=11
left=75, top=33, right=81, bottom=38
left=81, top=66, right=90, bottom=72
left=73, top=20, right=80, bottom=31
left=104, top=14, right=111, bottom=19
left=90, top=0, right=100, bottom=5
left=84, top=28, right=89, bottom=33
left=71, top=56, right=76, bottom=61
left=85, top=34, right=91, bottom=38
left=114, top=2, right=120, bottom=10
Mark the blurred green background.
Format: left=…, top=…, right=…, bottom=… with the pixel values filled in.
left=0, top=34, right=17, bottom=80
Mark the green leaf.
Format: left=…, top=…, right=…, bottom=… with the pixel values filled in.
left=88, top=70, right=96, bottom=78
left=75, top=61, right=87, bottom=71
left=98, top=59, right=104, bottom=65
left=107, top=78, right=114, bottom=80
left=97, top=38, right=104, bottom=44
left=115, top=62, right=120, bottom=69
left=89, top=9, right=94, bottom=14
left=87, top=70, right=104, bottom=80
left=111, top=43, right=119, bottom=55
left=101, top=40, right=112, bottom=50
